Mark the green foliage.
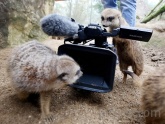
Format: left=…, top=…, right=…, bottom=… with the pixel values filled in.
left=54, top=0, right=103, bottom=25
left=93, top=2, right=104, bottom=13
left=141, top=1, right=165, bottom=23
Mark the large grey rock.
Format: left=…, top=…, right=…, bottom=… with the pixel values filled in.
left=0, top=0, right=10, bottom=48
left=0, top=0, right=54, bottom=48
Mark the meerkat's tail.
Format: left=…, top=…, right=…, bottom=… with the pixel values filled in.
left=123, top=70, right=143, bottom=87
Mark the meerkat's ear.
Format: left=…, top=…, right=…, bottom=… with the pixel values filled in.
left=117, top=13, right=127, bottom=26
left=59, top=55, right=74, bottom=61
left=57, top=72, right=68, bottom=81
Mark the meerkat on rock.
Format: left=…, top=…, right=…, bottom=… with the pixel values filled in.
left=101, top=8, right=144, bottom=83
left=7, top=40, right=82, bottom=123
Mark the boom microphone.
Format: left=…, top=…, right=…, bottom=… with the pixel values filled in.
left=40, top=14, right=79, bottom=37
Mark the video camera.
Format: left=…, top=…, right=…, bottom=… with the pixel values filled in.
left=58, top=23, right=153, bottom=93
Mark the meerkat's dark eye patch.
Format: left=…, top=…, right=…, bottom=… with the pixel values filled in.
left=71, top=18, right=75, bottom=22
left=107, top=16, right=115, bottom=21
left=76, top=70, right=81, bottom=76
left=101, top=16, right=104, bottom=21
left=57, top=73, right=68, bottom=81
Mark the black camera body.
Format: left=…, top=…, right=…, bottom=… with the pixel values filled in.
left=78, top=24, right=110, bottom=48
left=79, top=24, right=105, bottom=40
left=58, top=23, right=153, bottom=93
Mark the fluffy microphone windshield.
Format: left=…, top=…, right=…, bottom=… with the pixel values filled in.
left=40, top=14, right=79, bottom=36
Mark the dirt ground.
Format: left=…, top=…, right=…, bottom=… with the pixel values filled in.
left=0, top=39, right=165, bottom=124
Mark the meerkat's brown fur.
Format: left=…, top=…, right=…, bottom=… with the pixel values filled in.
left=101, top=8, right=144, bottom=83
left=7, top=40, right=82, bottom=123
left=124, top=69, right=165, bottom=124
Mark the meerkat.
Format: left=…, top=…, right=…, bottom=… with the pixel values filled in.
left=101, top=8, right=144, bottom=83
left=7, top=40, right=82, bottom=123
left=124, top=69, right=165, bottom=124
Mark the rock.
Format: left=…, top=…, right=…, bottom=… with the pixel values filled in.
left=151, top=53, right=156, bottom=57
left=0, top=0, right=10, bottom=48
left=151, top=56, right=160, bottom=62
left=157, top=52, right=163, bottom=56
left=0, top=0, right=54, bottom=48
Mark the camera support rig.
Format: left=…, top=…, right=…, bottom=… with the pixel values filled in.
left=64, top=24, right=120, bottom=49
left=64, top=23, right=152, bottom=47
left=58, top=23, right=153, bottom=93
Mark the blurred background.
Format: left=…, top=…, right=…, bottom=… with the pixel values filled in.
left=0, top=0, right=164, bottom=48
left=54, top=0, right=164, bottom=25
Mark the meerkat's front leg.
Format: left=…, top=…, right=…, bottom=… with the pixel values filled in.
left=40, top=90, right=54, bottom=123
left=122, top=73, right=127, bottom=83
left=120, top=64, right=128, bottom=83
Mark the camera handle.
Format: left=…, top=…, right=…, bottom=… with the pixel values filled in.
left=102, top=28, right=120, bottom=37
left=64, top=25, right=119, bottom=43
left=85, top=28, right=119, bottom=50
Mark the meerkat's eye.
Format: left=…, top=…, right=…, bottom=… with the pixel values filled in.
left=101, top=16, right=104, bottom=21
left=107, top=16, right=115, bottom=21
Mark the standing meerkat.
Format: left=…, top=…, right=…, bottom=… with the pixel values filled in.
left=7, top=40, right=82, bottom=123
left=101, top=8, right=144, bottom=83
left=124, top=69, right=165, bottom=124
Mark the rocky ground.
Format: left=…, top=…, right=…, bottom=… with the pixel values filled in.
left=0, top=39, right=165, bottom=124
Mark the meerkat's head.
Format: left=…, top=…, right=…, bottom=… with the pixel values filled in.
left=56, top=55, right=82, bottom=85
left=101, top=8, right=126, bottom=32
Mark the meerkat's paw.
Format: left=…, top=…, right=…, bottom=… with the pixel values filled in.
left=122, top=78, right=127, bottom=83
left=122, top=81, right=126, bottom=83
left=40, top=113, right=55, bottom=124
